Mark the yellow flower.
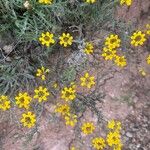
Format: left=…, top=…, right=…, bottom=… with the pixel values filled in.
left=130, top=31, right=146, bottom=47
left=81, top=122, right=95, bottom=135
left=53, top=82, right=58, bottom=89
left=0, top=95, right=11, bottom=111
left=92, top=137, right=106, bottom=150
left=85, top=0, right=96, bottom=3
left=105, top=34, right=121, bottom=49
left=120, top=0, right=132, bottom=6
left=36, top=66, right=49, bottom=81
left=84, top=42, right=94, bottom=55
left=34, top=86, right=50, bottom=102
left=21, top=111, right=36, bottom=128
left=15, top=92, right=32, bottom=109
left=80, top=72, right=95, bottom=88
left=102, top=47, right=117, bottom=60
left=71, top=146, right=76, bottom=150
left=59, top=33, right=73, bottom=47
left=146, top=55, right=150, bottom=64
left=146, top=24, right=150, bottom=35
left=139, top=69, right=146, bottom=76
left=61, top=86, right=76, bottom=101
left=38, top=0, right=53, bottom=4
left=107, top=120, right=121, bottom=131
left=55, top=103, right=70, bottom=116
left=114, top=55, right=127, bottom=67
left=107, top=131, right=121, bottom=146
left=39, top=32, right=55, bottom=47
left=64, top=113, right=77, bottom=127
left=107, top=120, right=115, bottom=129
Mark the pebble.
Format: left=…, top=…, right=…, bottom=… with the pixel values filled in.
left=3, top=44, right=13, bottom=54
left=126, top=132, right=133, bottom=138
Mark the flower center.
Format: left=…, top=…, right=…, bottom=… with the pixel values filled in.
left=86, top=126, right=91, bottom=131
left=119, top=58, right=124, bottom=62
left=44, top=36, right=50, bottom=41
left=62, top=108, right=67, bottom=112
left=63, top=37, right=69, bottom=42
left=97, top=142, right=102, bottom=146
left=112, top=135, right=119, bottom=142
left=65, top=91, right=71, bottom=97
left=20, top=97, right=25, bottom=103
left=38, top=91, right=44, bottom=97
left=85, top=78, right=91, bottom=84
left=110, top=38, right=117, bottom=44
left=135, top=35, right=141, bottom=41
left=25, top=117, right=31, bottom=123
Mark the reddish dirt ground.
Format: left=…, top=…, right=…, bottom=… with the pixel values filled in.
left=0, top=0, right=150, bottom=149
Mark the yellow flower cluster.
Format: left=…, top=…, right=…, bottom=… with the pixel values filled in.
left=16, top=65, right=50, bottom=128
left=106, top=120, right=122, bottom=150
left=0, top=95, right=11, bottom=111
left=84, top=42, right=94, bottom=55
left=130, top=31, right=146, bottom=47
left=14, top=86, right=50, bottom=127
left=55, top=71, right=96, bottom=127
left=78, top=119, right=123, bottom=149
left=55, top=103, right=77, bottom=127
left=56, top=71, right=96, bottom=127
left=17, top=85, right=49, bottom=128
left=1, top=69, right=51, bottom=127
left=120, top=0, right=132, bottom=6
left=81, top=122, right=95, bottom=135
left=80, top=72, right=95, bottom=88
left=38, top=0, right=53, bottom=5
left=54, top=83, right=77, bottom=127
left=38, top=32, right=73, bottom=48
left=55, top=72, right=96, bottom=126
left=36, top=66, right=49, bottom=81
left=102, top=34, right=127, bottom=68
left=102, top=47, right=117, bottom=61
left=77, top=119, right=123, bottom=149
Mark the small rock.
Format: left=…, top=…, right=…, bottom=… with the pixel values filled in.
left=126, top=132, right=133, bottom=138
left=137, top=144, right=141, bottom=148
left=3, top=44, right=13, bottom=54
left=5, top=56, right=12, bottom=62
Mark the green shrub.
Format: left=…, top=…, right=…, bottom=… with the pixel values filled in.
left=0, top=0, right=116, bottom=94
left=0, top=0, right=116, bottom=42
